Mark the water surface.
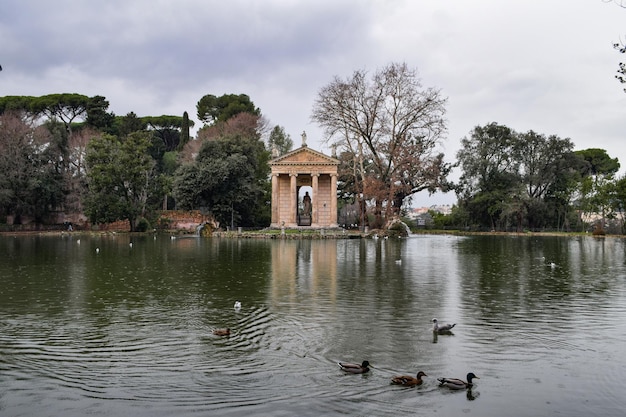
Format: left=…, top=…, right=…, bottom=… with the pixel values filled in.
left=1, top=233, right=625, bottom=416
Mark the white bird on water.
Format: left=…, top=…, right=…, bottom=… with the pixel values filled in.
left=432, top=318, right=456, bottom=333
left=234, top=301, right=242, bottom=310
left=96, top=248, right=100, bottom=254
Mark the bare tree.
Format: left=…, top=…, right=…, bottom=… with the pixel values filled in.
left=312, top=62, right=450, bottom=228
left=180, top=112, right=269, bottom=164
left=606, top=0, right=626, bottom=91
left=603, top=0, right=626, bottom=8
left=0, top=112, right=61, bottom=222
left=65, top=127, right=101, bottom=214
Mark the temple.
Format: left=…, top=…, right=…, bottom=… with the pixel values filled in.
left=269, top=134, right=340, bottom=228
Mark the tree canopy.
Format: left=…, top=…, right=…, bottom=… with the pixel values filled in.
left=0, top=112, right=64, bottom=223
left=173, top=130, right=270, bottom=228
left=312, top=62, right=449, bottom=228
left=85, top=132, right=156, bottom=231
left=196, top=93, right=260, bottom=125
left=268, top=125, right=293, bottom=157
left=142, top=114, right=194, bottom=152
left=575, top=148, right=620, bottom=177
left=3, top=86, right=625, bottom=235
left=0, top=93, right=115, bottom=135
left=454, top=122, right=609, bottom=231
left=0, top=90, right=272, bottom=231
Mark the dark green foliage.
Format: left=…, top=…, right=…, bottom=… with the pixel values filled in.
left=30, top=94, right=90, bottom=133
left=575, top=148, right=620, bottom=177
left=0, top=113, right=65, bottom=223
left=268, top=125, right=293, bottom=156
left=0, top=94, right=115, bottom=137
left=173, top=134, right=270, bottom=227
left=196, top=93, right=260, bottom=125
left=162, top=151, right=179, bottom=175
left=85, top=132, right=157, bottom=231
left=0, top=95, right=36, bottom=113
left=142, top=114, right=195, bottom=152
left=113, top=112, right=147, bottom=137
left=135, top=217, right=151, bottom=232
left=85, top=95, right=115, bottom=132
left=179, top=111, right=190, bottom=151
left=455, top=122, right=594, bottom=231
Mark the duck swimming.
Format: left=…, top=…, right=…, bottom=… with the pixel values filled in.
left=213, top=328, right=231, bottom=336
left=338, top=360, right=371, bottom=374
left=391, top=371, right=427, bottom=386
left=432, top=318, right=456, bottom=333
left=437, top=372, right=479, bottom=390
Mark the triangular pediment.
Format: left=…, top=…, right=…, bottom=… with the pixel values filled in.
left=269, top=146, right=339, bottom=166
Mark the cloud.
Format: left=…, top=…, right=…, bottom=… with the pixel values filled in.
left=1, top=0, right=626, bottom=206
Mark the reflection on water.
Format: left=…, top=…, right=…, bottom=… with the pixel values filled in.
left=1, top=234, right=625, bottom=416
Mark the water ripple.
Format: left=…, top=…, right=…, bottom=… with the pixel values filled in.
left=2, top=235, right=626, bottom=416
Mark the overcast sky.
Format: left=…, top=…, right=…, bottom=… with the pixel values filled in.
left=1, top=0, right=625, bottom=205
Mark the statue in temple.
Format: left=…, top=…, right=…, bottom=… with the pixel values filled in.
left=303, top=191, right=312, bottom=216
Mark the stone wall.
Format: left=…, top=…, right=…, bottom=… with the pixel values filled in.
left=157, top=210, right=217, bottom=233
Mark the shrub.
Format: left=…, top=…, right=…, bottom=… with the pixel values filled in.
left=136, top=217, right=151, bottom=232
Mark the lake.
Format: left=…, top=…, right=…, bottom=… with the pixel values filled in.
left=1, top=233, right=625, bottom=416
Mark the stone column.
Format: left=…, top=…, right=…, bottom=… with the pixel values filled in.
left=330, top=173, right=338, bottom=226
left=312, top=173, right=319, bottom=225
left=271, top=173, right=279, bottom=226
left=290, top=173, right=298, bottom=224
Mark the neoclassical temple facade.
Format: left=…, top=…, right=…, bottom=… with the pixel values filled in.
left=269, top=138, right=340, bottom=228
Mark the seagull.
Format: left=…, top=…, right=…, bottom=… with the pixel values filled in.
left=95, top=248, right=100, bottom=254
left=432, top=318, right=456, bottom=333
left=129, top=242, right=133, bottom=248
left=234, top=301, right=242, bottom=310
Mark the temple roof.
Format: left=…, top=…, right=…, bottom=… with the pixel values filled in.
left=269, top=146, right=340, bottom=166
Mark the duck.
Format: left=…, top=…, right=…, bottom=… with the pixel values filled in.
left=234, top=301, right=242, bottom=310
left=338, top=360, right=371, bottom=374
left=391, top=371, right=427, bottom=386
left=432, top=318, right=456, bottom=333
left=212, top=328, right=231, bottom=336
left=437, top=372, right=479, bottom=390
